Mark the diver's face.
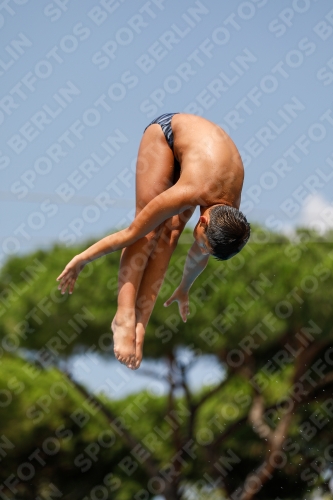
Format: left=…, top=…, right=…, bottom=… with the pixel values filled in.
left=193, top=219, right=211, bottom=255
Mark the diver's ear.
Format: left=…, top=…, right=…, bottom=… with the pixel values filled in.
left=199, top=216, right=208, bottom=226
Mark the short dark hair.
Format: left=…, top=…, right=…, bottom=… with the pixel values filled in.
left=206, top=205, right=250, bottom=260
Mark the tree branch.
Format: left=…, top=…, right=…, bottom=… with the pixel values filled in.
left=179, top=362, right=193, bottom=410
left=233, top=339, right=333, bottom=500
left=293, top=339, right=331, bottom=382
left=193, top=376, right=229, bottom=413
left=238, top=410, right=294, bottom=500
left=60, top=369, right=162, bottom=479
left=178, top=361, right=196, bottom=443
left=248, top=393, right=273, bottom=441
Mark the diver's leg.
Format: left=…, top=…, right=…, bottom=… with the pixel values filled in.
left=133, top=210, right=194, bottom=369
left=112, top=123, right=176, bottom=369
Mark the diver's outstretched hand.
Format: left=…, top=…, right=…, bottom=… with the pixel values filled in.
left=164, top=287, right=190, bottom=323
left=57, top=256, right=86, bottom=294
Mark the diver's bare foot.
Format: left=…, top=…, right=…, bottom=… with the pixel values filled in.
left=111, top=310, right=136, bottom=369
left=132, top=323, right=146, bottom=370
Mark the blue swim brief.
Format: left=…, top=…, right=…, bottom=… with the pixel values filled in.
left=144, top=112, right=179, bottom=151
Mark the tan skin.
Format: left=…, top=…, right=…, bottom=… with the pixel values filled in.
left=57, top=114, right=244, bottom=370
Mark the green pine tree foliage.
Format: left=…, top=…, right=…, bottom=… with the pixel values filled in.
left=1, top=227, right=333, bottom=499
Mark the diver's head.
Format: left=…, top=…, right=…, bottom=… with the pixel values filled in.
left=193, top=205, right=250, bottom=260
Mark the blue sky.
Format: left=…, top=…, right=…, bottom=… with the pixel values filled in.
left=2, top=0, right=333, bottom=394
left=2, top=0, right=333, bottom=259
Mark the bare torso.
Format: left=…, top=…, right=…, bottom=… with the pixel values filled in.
left=171, top=114, right=244, bottom=209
